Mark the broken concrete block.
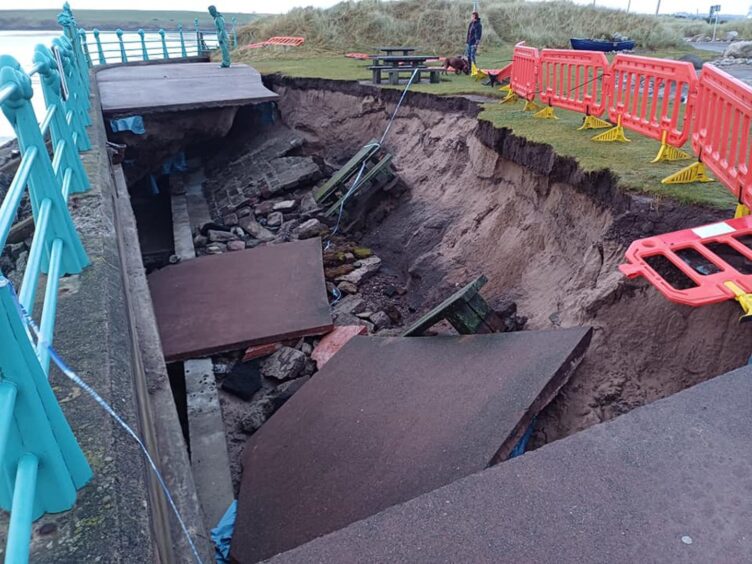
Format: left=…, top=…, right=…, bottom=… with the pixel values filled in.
left=273, top=200, right=297, bottom=212
left=223, top=213, right=239, bottom=227
left=311, top=325, right=368, bottom=368
left=299, top=192, right=319, bottom=213
left=337, top=281, right=359, bottom=295
left=239, top=398, right=276, bottom=434
left=273, top=375, right=311, bottom=406
left=267, top=211, right=284, bottom=228
left=370, top=311, right=391, bottom=331
left=261, top=346, right=307, bottom=381
left=206, top=243, right=226, bottom=255
left=333, top=295, right=367, bottom=317
left=227, top=240, right=246, bottom=252
left=336, top=256, right=382, bottom=285
left=239, top=217, right=275, bottom=242
left=208, top=229, right=238, bottom=243
left=295, top=218, right=325, bottom=240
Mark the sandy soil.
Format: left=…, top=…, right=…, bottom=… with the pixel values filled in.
left=270, top=77, right=752, bottom=448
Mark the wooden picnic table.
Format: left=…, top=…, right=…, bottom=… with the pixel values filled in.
left=367, top=54, right=441, bottom=85
left=378, top=46, right=416, bottom=56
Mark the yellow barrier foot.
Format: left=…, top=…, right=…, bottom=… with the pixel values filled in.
left=735, top=204, right=751, bottom=218
left=500, top=90, right=518, bottom=104
left=533, top=106, right=558, bottom=120
left=651, top=132, right=692, bottom=163
left=471, top=63, right=485, bottom=81
left=578, top=115, right=612, bottom=130
left=661, top=161, right=715, bottom=185
left=523, top=100, right=542, bottom=112
left=591, top=116, right=630, bottom=142
left=724, top=281, right=752, bottom=323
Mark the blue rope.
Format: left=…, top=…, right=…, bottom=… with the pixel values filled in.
left=2, top=276, right=205, bottom=564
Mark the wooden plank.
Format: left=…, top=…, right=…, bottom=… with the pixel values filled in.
left=402, top=275, right=488, bottom=336
left=314, top=140, right=380, bottom=204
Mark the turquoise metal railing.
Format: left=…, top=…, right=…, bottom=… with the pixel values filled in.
left=0, top=4, right=94, bottom=562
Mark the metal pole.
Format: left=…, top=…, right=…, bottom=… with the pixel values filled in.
left=655, top=0, right=661, bottom=15
left=712, top=13, right=719, bottom=41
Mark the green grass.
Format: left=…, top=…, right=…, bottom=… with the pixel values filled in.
left=240, top=46, right=736, bottom=210
left=0, top=9, right=262, bottom=31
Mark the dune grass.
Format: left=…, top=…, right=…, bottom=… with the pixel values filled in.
left=239, top=0, right=687, bottom=53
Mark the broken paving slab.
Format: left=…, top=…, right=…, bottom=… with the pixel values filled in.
left=231, top=328, right=592, bottom=563
left=268, top=363, right=752, bottom=564
left=148, top=238, right=333, bottom=362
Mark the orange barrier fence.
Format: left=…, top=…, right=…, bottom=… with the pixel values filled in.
left=597, top=55, right=698, bottom=160
left=620, top=215, right=752, bottom=319
left=538, top=49, right=610, bottom=126
left=505, top=42, right=539, bottom=109
left=690, top=64, right=752, bottom=210
left=244, top=36, right=305, bottom=49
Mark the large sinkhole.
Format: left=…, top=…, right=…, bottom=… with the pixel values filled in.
left=116, top=78, right=752, bottom=490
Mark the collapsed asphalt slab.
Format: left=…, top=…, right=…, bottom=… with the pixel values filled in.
left=148, top=238, right=333, bottom=362
left=231, top=328, right=592, bottom=562
left=266, top=362, right=752, bottom=563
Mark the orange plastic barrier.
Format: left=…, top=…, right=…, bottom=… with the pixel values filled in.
left=620, top=215, right=752, bottom=308
left=604, top=54, right=698, bottom=147
left=538, top=49, right=610, bottom=117
left=692, top=64, right=752, bottom=209
left=345, top=52, right=371, bottom=60
left=509, top=42, right=539, bottom=102
left=244, top=36, right=305, bottom=49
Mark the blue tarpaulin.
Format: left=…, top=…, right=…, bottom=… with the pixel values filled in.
left=109, top=115, right=145, bottom=135
left=211, top=500, right=237, bottom=563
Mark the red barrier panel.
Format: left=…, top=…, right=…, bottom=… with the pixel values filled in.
left=619, top=215, right=752, bottom=307
left=538, top=49, right=610, bottom=116
left=510, top=42, right=539, bottom=101
left=605, top=54, right=698, bottom=147
left=692, top=64, right=752, bottom=209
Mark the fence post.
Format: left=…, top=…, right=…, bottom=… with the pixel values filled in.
left=138, top=29, right=149, bottom=61
left=232, top=16, right=238, bottom=49
left=33, top=44, right=90, bottom=193
left=115, top=29, right=127, bottom=63
left=194, top=18, right=201, bottom=55
left=78, top=29, right=92, bottom=68
left=159, top=29, right=169, bottom=59
left=92, top=29, right=106, bottom=65
left=178, top=24, right=187, bottom=57
left=0, top=56, right=89, bottom=276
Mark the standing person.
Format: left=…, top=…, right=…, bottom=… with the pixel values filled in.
left=466, top=11, right=482, bottom=68
left=209, top=5, right=231, bottom=68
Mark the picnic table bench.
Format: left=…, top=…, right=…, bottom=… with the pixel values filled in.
left=367, top=54, right=441, bottom=85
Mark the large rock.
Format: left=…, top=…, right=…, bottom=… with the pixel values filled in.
left=239, top=398, right=276, bottom=434
left=333, top=295, right=367, bottom=317
left=261, top=346, right=307, bottom=381
left=724, top=41, right=752, bottom=59
left=335, top=256, right=382, bottom=285
left=294, top=218, right=325, bottom=240
left=208, top=229, right=238, bottom=243
left=239, top=216, right=275, bottom=242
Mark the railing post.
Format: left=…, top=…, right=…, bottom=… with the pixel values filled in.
left=178, top=24, right=187, bottom=58
left=159, top=29, right=169, bottom=59
left=138, top=29, right=149, bottom=61
left=116, top=28, right=127, bottom=63
left=194, top=17, right=201, bottom=55
left=56, top=3, right=89, bottom=91
left=78, top=29, right=92, bottom=68
left=0, top=56, right=89, bottom=276
left=92, top=29, right=106, bottom=65
left=232, top=16, right=238, bottom=49
left=34, top=44, right=91, bottom=193
left=52, top=37, right=91, bottom=131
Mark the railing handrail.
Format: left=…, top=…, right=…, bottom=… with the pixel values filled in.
left=1, top=4, right=94, bottom=563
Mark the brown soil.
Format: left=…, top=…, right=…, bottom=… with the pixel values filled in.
left=266, top=75, right=752, bottom=448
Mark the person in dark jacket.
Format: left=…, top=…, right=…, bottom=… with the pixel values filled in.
left=466, top=11, right=482, bottom=67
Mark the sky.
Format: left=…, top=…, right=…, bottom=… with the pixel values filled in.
left=10, top=0, right=750, bottom=16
